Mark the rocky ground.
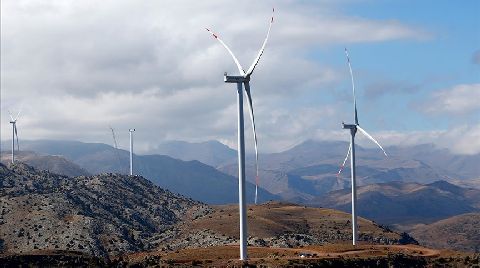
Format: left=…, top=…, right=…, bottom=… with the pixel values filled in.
left=1, top=162, right=474, bottom=267
left=0, top=162, right=210, bottom=257
left=157, top=202, right=417, bottom=252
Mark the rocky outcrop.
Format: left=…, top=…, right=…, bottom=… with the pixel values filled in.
left=0, top=163, right=210, bottom=257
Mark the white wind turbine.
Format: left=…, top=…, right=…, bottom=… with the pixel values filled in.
left=338, top=48, right=387, bottom=246
left=129, top=128, right=135, bottom=175
left=8, top=110, right=21, bottom=164
left=206, top=8, right=274, bottom=260
left=109, top=126, right=125, bottom=174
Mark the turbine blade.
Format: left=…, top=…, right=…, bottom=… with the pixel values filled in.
left=14, top=124, right=19, bottom=151
left=245, top=8, right=275, bottom=76
left=15, top=107, right=23, bottom=121
left=8, top=110, right=14, bottom=121
left=337, top=142, right=352, bottom=176
left=205, top=28, right=245, bottom=76
left=345, top=48, right=358, bottom=125
left=244, top=82, right=259, bottom=193
left=356, top=126, right=387, bottom=156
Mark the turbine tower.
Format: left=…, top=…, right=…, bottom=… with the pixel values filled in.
left=129, top=128, right=135, bottom=175
left=338, top=48, right=387, bottom=246
left=206, top=9, right=274, bottom=260
left=8, top=110, right=21, bottom=164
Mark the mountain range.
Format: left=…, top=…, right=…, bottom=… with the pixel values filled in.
left=0, top=163, right=416, bottom=258
left=217, top=140, right=479, bottom=201
left=0, top=140, right=276, bottom=204
left=410, top=213, right=480, bottom=252
left=1, top=139, right=478, bottom=230
left=309, top=180, right=480, bottom=226
left=0, top=151, right=90, bottom=177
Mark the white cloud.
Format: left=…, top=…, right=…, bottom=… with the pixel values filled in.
left=1, top=0, right=434, bottom=153
left=355, top=125, right=480, bottom=155
left=421, top=84, right=480, bottom=115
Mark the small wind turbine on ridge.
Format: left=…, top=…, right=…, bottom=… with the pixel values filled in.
left=8, top=109, right=22, bottom=164
left=338, top=48, right=387, bottom=246
left=109, top=126, right=124, bottom=174
left=206, top=8, right=274, bottom=260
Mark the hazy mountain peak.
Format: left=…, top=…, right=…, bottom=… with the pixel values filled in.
left=427, top=180, right=465, bottom=195
left=151, top=140, right=236, bottom=167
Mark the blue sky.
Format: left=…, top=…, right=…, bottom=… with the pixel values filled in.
left=1, top=0, right=479, bottom=154
left=307, top=1, right=479, bottom=132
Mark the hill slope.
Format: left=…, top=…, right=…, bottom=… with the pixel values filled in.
left=410, top=213, right=480, bottom=252
left=0, top=151, right=90, bottom=177
left=0, top=163, right=209, bottom=257
left=4, top=140, right=277, bottom=204
left=310, top=180, right=480, bottom=225
left=151, top=140, right=236, bottom=167
left=164, top=202, right=417, bottom=250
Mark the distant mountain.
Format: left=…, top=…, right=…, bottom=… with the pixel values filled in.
left=151, top=140, right=236, bottom=167
left=451, top=178, right=480, bottom=190
left=0, top=151, right=90, bottom=177
left=387, top=144, right=480, bottom=180
left=410, top=213, right=480, bottom=252
left=4, top=139, right=479, bottom=205
left=3, top=140, right=277, bottom=204
left=310, top=180, right=480, bottom=225
left=135, top=154, right=277, bottom=204
left=1, top=163, right=419, bottom=260
left=218, top=140, right=479, bottom=201
left=0, top=162, right=209, bottom=257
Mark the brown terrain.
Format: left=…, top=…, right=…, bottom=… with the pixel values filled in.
left=411, top=213, right=480, bottom=252
left=1, top=162, right=479, bottom=267
left=121, top=244, right=455, bottom=267
left=162, top=202, right=416, bottom=250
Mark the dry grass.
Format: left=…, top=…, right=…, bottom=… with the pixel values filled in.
left=116, top=243, right=476, bottom=267
left=184, top=202, right=399, bottom=240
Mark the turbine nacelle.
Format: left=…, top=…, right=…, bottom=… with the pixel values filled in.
left=342, top=123, right=357, bottom=135
left=224, top=73, right=250, bottom=83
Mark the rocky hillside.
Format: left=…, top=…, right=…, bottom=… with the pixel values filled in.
left=0, top=163, right=209, bottom=257
left=3, top=140, right=277, bottom=204
left=0, top=151, right=89, bottom=177
left=411, top=213, right=480, bottom=252
left=160, top=202, right=417, bottom=251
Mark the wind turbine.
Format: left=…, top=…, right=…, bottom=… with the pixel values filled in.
left=338, top=48, right=387, bottom=246
left=109, top=126, right=124, bottom=174
left=129, top=128, right=135, bottom=175
left=206, top=8, right=274, bottom=260
left=8, top=110, right=21, bottom=164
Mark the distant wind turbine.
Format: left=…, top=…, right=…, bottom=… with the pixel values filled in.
left=8, top=109, right=21, bottom=164
left=129, top=128, right=135, bottom=175
left=109, top=126, right=124, bottom=174
left=338, top=48, right=388, bottom=246
left=206, top=8, right=274, bottom=260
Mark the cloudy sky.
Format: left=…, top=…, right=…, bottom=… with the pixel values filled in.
left=1, top=0, right=479, bottom=154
